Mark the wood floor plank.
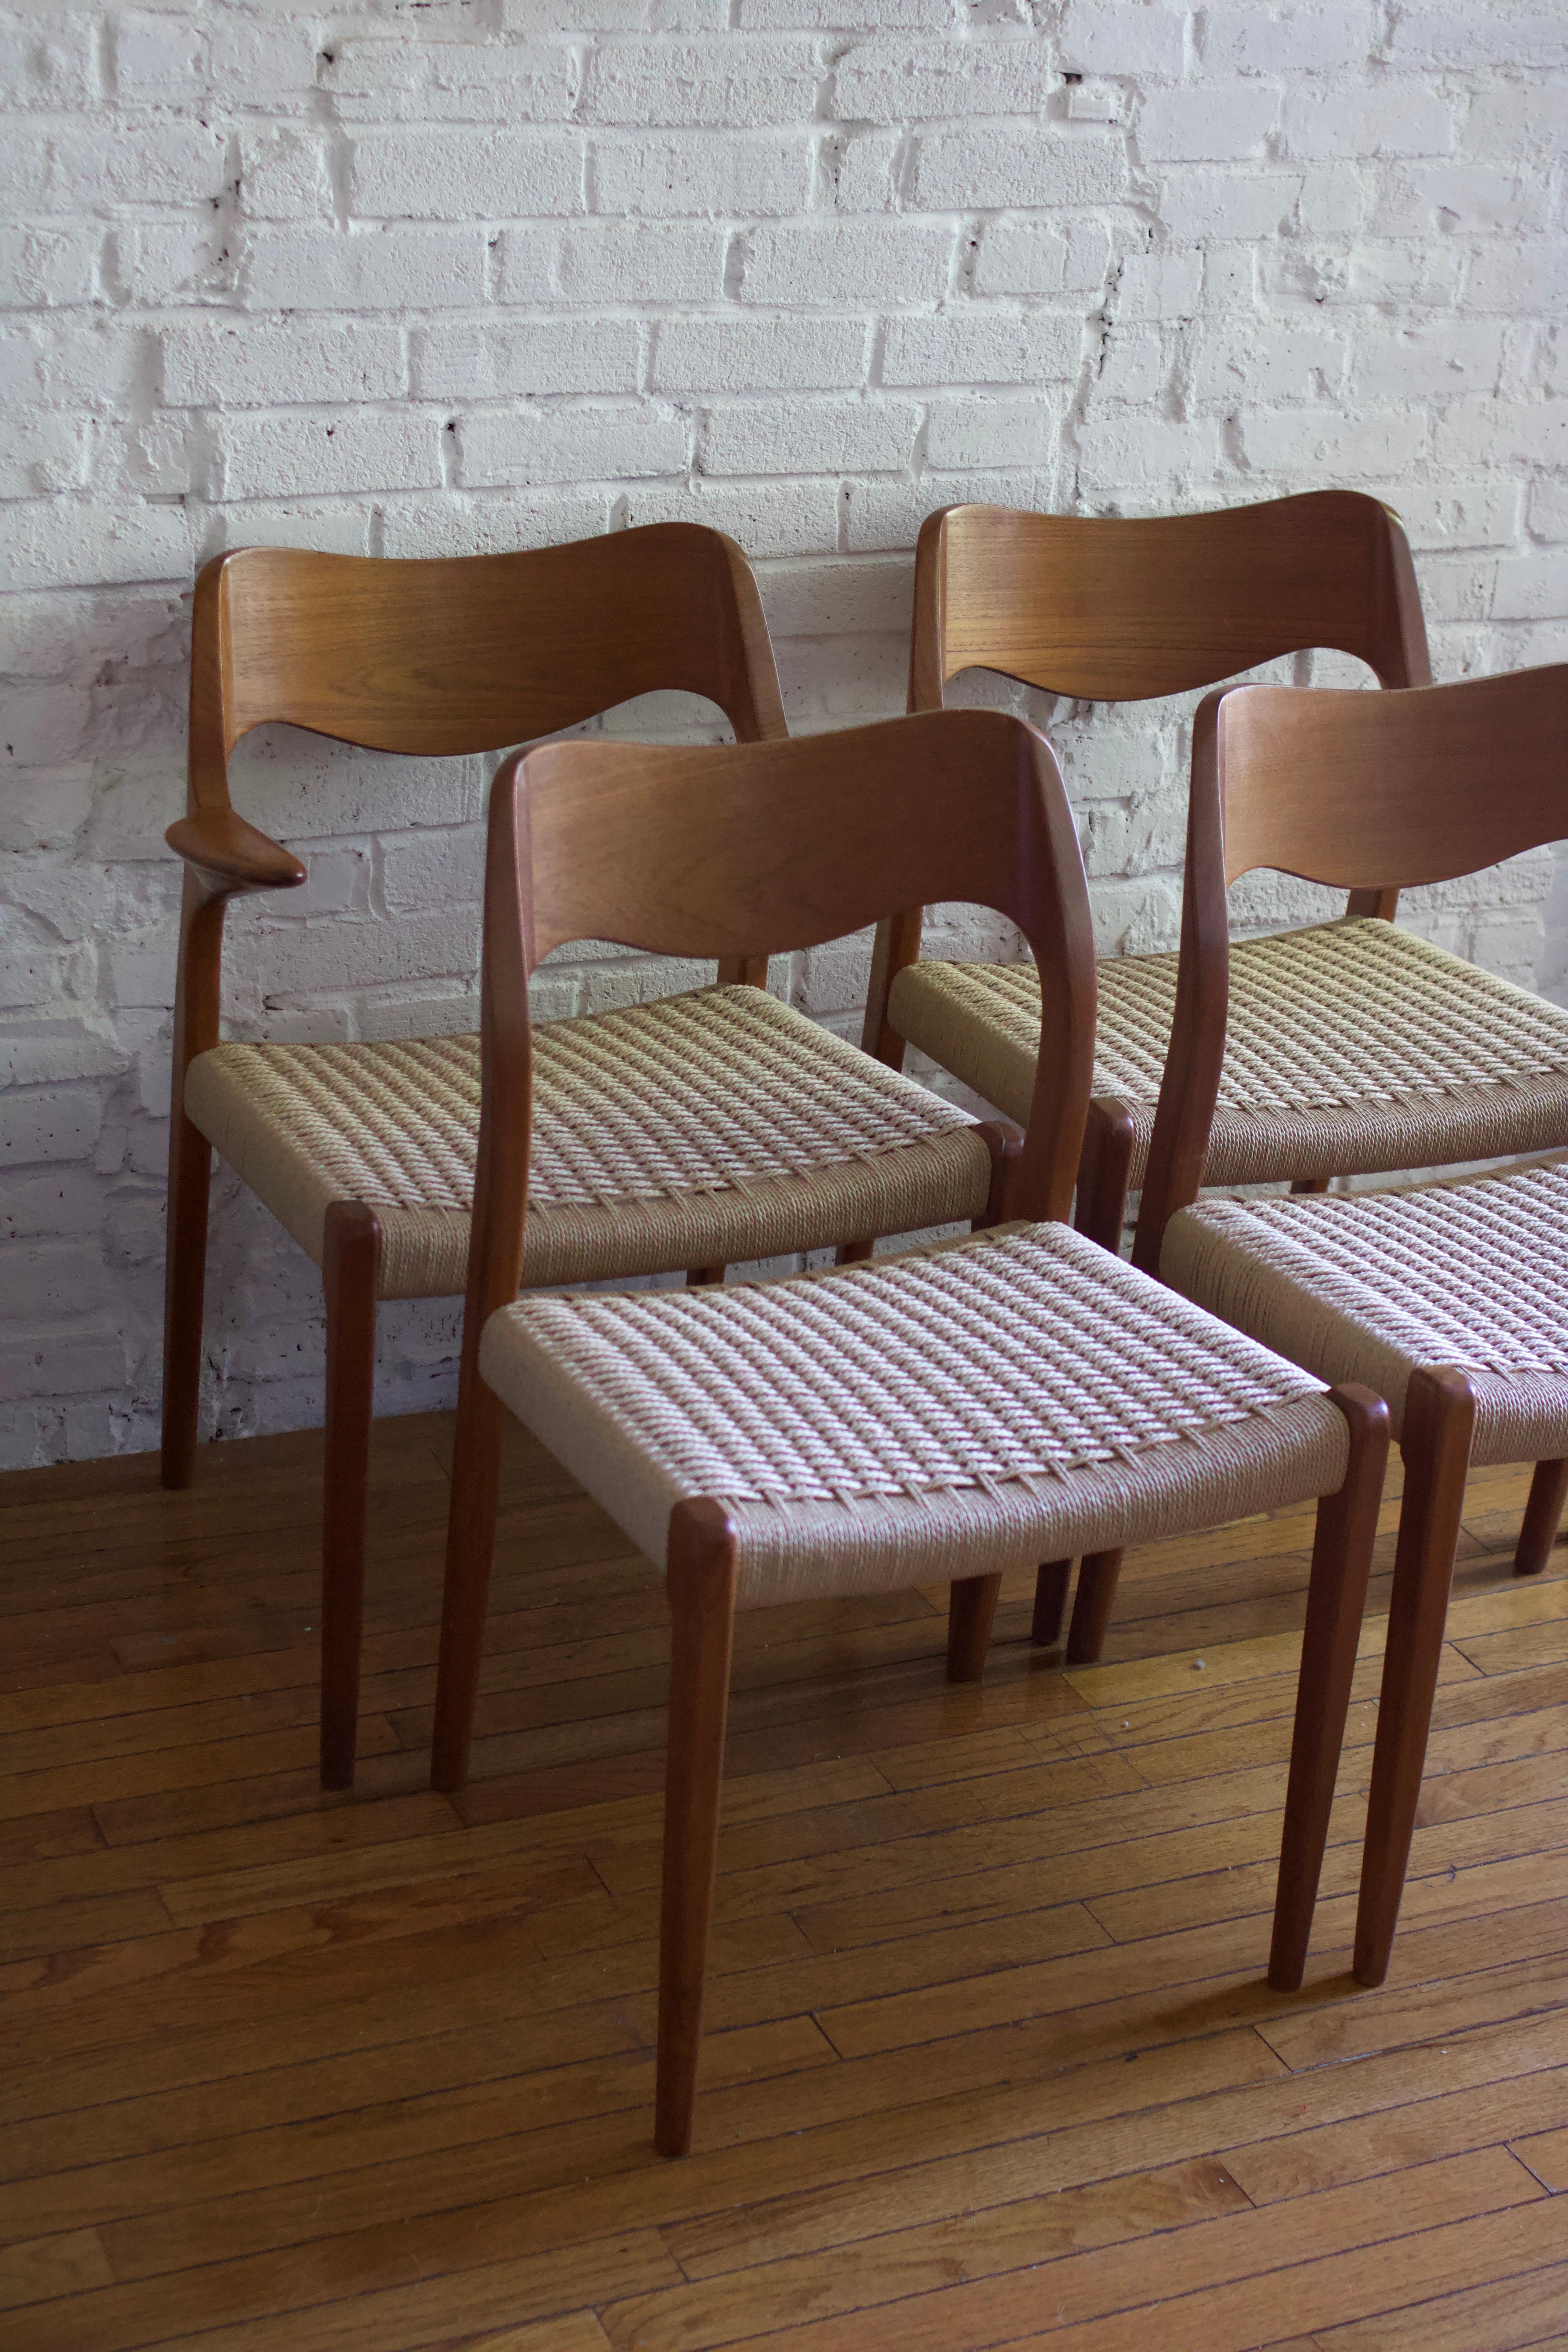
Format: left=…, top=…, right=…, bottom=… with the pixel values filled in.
left=0, top=1423, right=1559, bottom=2352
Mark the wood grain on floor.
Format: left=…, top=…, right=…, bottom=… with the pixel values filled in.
left=0, top=1415, right=1563, bottom=2352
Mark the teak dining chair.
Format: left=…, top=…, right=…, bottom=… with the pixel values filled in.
left=438, top=706, right=1388, bottom=2154
left=163, top=524, right=1002, bottom=1791
left=1160, top=663, right=1568, bottom=1984
left=869, top=491, right=1568, bottom=1661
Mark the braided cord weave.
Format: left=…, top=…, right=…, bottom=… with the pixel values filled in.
left=192, top=984, right=977, bottom=1218
left=906, top=921, right=1568, bottom=1115
left=1176, top=1162, right=1568, bottom=1379
left=502, top=1221, right=1327, bottom=1510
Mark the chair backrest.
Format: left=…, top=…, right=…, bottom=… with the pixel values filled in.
left=1134, top=662, right=1568, bottom=1275
left=1213, top=664, right=1568, bottom=890
left=910, top=490, right=1430, bottom=708
left=462, top=710, right=1098, bottom=1342
left=187, top=521, right=786, bottom=812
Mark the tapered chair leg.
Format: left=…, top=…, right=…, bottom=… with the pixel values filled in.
left=1514, top=1457, right=1568, bottom=1577
left=1066, top=1549, right=1123, bottom=1664
left=1269, top=1385, right=1390, bottom=1991
left=687, top=1266, right=726, bottom=1287
left=430, top=1363, right=510, bottom=1795
left=656, top=1501, right=739, bottom=2160
left=160, top=1107, right=213, bottom=1491
left=319, top=1201, right=382, bottom=1792
left=1031, top=1559, right=1072, bottom=1648
left=1353, top=1365, right=1476, bottom=1988
left=946, top=1572, right=1002, bottom=1682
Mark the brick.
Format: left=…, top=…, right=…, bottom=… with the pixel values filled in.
left=350, top=128, right=583, bottom=221
left=592, top=133, right=812, bottom=217
left=1189, top=322, right=1348, bottom=409
left=0, top=17, right=96, bottom=109
left=163, top=321, right=407, bottom=407
left=1239, top=406, right=1427, bottom=476
left=325, top=38, right=574, bottom=122
left=239, top=129, right=334, bottom=222
left=1280, top=84, right=1454, bottom=160
left=1138, top=85, right=1279, bottom=163
left=0, top=1090, right=103, bottom=1169
left=114, top=12, right=207, bottom=104
left=0, top=500, right=199, bottom=593
left=973, top=218, right=1112, bottom=297
left=1159, top=169, right=1303, bottom=240
left=702, top=396, right=918, bottom=475
left=619, top=477, right=838, bottom=557
left=741, top=220, right=955, bottom=306
left=924, top=393, right=1061, bottom=468
left=411, top=318, right=639, bottom=401
left=831, top=37, right=1056, bottom=121
left=653, top=313, right=869, bottom=392
left=1059, top=2, right=1187, bottom=78
left=221, top=411, right=443, bottom=501
left=0, top=414, right=89, bottom=498
left=1352, top=320, right=1506, bottom=404
left=579, top=40, right=824, bottom=127
left=1202, top=2, right=1375, bottom=75
left=461, top=402, right=688, bottom=487
left=911, top=125, right=1126, bottom=210
left=0, top=123, right=227, bottom=211
left=881, top=310, right=1080, bottom=386
left=0, top=225, right=99, bottom=310
left=499, top=221, right=726, bottom=303
left=1387, top=1, right=1568, bottom=68
left=1493, top=554, right=1568, bottom=624
left=245, top=227, right=487, bottom=310
left=377, top=490, right=610, bottom=559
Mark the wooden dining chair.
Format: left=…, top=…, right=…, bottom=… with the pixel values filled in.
left=437, top=705, right=1388, bottom=2153
left=869, top=491, right=1568, bottom=1661
left=1160, top=662, right=1568, bottom=1985
left=163, top=524, right=1004, bottom=1791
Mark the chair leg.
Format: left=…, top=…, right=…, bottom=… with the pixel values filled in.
left=1031, top=1559, right=1072, bottom=1648
left=319, top=1202, right=382, bottom=1792
left=1290, top=1176, right=1332, bottom=1195
left=1066, top=1549, right=1123, bottom=1664
left=1514, top=1457, right=1568, bottom=1577
left=430, top=1358, right=509, bottom=1795
left=655, top=1500, right=739, bottom=2160
left=1353, top=1366, right=1476, bottom=1989
left=946, top=1572, right=1001, bottom=1682
left=1074, top=1099, right=1136, bottom=1255
left=1268, top=1385, right=1390, bottom=1991
left=160, top=1110, right=213, bottom=1490
left=687, top=1266, right=725, bottom=1287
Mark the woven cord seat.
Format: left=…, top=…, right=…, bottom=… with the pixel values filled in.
left=1163, top=1158, right=1568, bottom=1466
left=890, top=919, right=1568, bottom=1194
left=479, top=1221, right=1350, bottom=1609
left=185, top=984, right=995, bottom=1300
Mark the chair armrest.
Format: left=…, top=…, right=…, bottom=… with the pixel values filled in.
left=166, top=808, right=306, bottom=896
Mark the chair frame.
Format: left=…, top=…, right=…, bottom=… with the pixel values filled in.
left=1154, top=662, right=1568, bottom=1985
left=438, top=708, right=1388, bottom=2152
left=860, top=491, right=1428, bottom=1665
left=161, top=524, right=785, bottom=1789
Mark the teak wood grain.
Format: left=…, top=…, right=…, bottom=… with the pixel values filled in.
left=0, top=1428, right=1563, bottom=2347
left=160, top=521, right=788, bottom=1794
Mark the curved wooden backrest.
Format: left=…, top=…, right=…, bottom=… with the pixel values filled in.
left=187, top=521, right=785, bottom=810
left=1131, top=662, right=1568, bottom=1277
left=911, top=490, right=1430, bottom=708
left=462, top=710, right=1099, bottom=1344
left=1216, top=664, right=1568, bottom=889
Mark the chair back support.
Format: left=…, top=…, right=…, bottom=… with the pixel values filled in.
left=1134, top=663, right=1568, bottom=1277
left=464, top=710, right=1098, bottom=1347
left=1217, top=665, right=1568, bottom=890
left=188, top=521, right=785, bottom=810
left=912, top=490, right=1430, bottom=708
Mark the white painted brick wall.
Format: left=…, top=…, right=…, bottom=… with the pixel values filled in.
left=2, top=1, right=1565, bottom=1468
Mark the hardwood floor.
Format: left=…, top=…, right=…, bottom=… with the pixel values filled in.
left=0, top=1411, right=1564, bottom=2350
